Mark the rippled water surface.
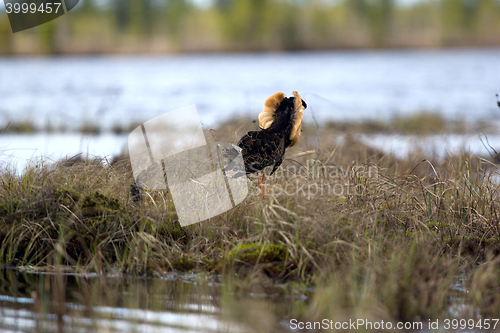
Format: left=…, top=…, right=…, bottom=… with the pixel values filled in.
left=0, top=269, right=301, bottom=333
left=1, top=49, right=499, bottom=128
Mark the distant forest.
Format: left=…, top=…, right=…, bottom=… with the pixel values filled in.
left=1, top=0, right=500, bottom=54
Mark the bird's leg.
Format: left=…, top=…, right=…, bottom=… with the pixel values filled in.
left=255, top=173, right=266, bottom=199
left=261, top=173, right=266, bottom=198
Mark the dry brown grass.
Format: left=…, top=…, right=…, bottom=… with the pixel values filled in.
left=1, top=119, right=500, bottom=324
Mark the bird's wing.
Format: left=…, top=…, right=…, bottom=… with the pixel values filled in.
left=239, top=131, right=285, bottom=174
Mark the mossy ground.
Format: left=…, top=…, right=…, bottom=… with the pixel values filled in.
left=2, top=120, right=500, bottom=324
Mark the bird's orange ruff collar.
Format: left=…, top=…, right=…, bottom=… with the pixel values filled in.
left=258, top=91, right=305, bottom=147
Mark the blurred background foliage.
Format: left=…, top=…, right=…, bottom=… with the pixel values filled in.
left=0, top=0, right=500, bottom=55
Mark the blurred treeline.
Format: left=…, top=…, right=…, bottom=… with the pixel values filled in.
left=1, top=0, right=500, bottom=55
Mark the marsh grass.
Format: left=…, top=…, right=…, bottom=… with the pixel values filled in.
left=2, top=112, right=496, bottom=136
left=79, top=121, right=102, bottom=135
left=2, top=121, right=500, bottom=325
left=110, top=122, right=142, bottom=135
left=1, top=120, right=38, bottom=134
left=325, top=112, right=498, bottom=135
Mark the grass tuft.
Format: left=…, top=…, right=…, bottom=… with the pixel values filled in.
left=325, top=112, right=498, bottom=135
left=1, top=120, right=38, bottom=134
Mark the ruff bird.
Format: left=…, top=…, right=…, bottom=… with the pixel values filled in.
left=223, top=91, right=307, bottom=196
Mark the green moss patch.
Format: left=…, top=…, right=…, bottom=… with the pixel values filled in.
left=174, top=254, right=197, bottom=271
left=224, top=243, right=291, bottom=279
left=226, top=243, right=287, bottom=265
left=81, top=191, right=121, bottom=217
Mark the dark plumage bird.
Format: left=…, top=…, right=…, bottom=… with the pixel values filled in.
left=223, top=91, right=307, bottom=180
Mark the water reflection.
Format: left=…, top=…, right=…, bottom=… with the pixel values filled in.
left=0, top=269, right=300, bottom=333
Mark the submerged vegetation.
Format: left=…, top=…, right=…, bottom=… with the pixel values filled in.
left=2, top=120, right=500, bottom=326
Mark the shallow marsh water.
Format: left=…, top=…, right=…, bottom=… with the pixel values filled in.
left=0, top=269, right=482, bottom=333
left=4, top=132, right=500, bottom=172
left=0, top=269, right=305, bottom=333
left=2, top=49, right=500, bottom=170
left=1, top=49, right=499, bottom=128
